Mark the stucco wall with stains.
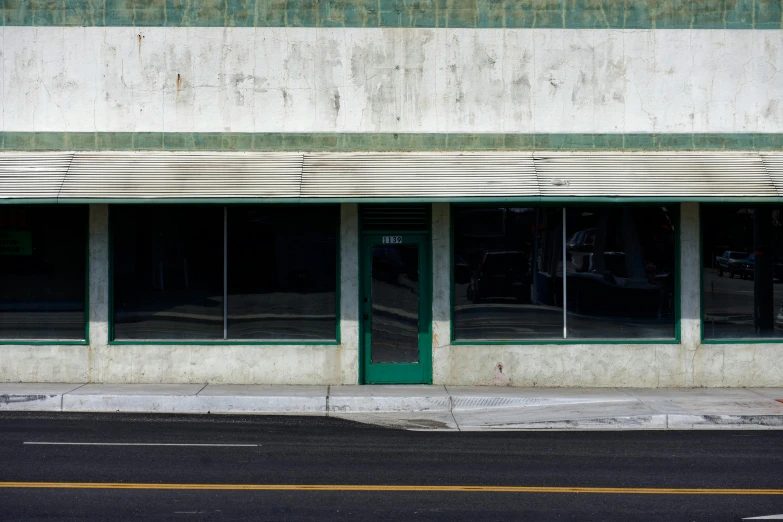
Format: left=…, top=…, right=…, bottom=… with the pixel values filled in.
left=2, top=27, right=781, bottom=136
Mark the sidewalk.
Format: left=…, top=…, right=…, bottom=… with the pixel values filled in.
left=2, top=383, right=783, bottom=431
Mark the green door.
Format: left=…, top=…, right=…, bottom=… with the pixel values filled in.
left=360, top=233, right=432, bottom=384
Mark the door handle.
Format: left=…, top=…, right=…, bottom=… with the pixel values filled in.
left=363, top=314, right=369, bottom=320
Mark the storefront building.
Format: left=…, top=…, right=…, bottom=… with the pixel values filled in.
left=1, top=2, right=782, bottom=386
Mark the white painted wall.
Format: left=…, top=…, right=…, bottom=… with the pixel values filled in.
left=2, top=27, right=781, bottom=134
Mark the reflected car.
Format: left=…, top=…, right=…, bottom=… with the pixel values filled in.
left=466, top=250, right=530, bottom=303
left=715, top=250, right=748, bottom=278
left=566, top=228, right=596, bottom=251
left=738, top=253, right=783, bottom=281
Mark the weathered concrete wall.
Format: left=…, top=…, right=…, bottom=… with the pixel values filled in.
left=2, top=202, right=783, bottom=385
left=431, top=203, right=783, bottom=387
left=3, top=27, right=781, bottom=135
left=338, top=203, right=360, bottom=384
left=431, top=203, right=451, bottom=384
left=0, top=203, right=360, bottom=385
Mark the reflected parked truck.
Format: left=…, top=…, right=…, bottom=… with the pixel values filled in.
left=715, top=250, right=748, bottom=278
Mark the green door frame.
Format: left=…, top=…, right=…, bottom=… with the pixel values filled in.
left=359, top=233, right=433, bottom=384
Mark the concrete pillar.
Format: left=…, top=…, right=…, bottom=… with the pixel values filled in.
left=339, top=203, right=360, bottom=384
left=431, top=203, right=451, bottom=384
left=680, top=202, right=701, bottom=384
left=88, top=204, right=110, bottom=382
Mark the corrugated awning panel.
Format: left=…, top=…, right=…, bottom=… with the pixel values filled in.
left=301, top=153, right=538, bottom=198
left=761, top=153, right=783, bottom=197
left=59, top=152, right=304, bottom=199
left=535, top=152, right=776, bottom=198
left=0, top=153, right=73, bottom=200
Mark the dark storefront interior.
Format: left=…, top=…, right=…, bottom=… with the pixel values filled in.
left=453, top=206, right=678, bottom=341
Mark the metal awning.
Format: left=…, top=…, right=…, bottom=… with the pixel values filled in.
left=301, top=152, right=538, bottom=199
left=1, top=150, right=783, bottom=203
left=0, top=153, right=74, bottom=201
left=535, top=152, right=777, bottom=199
left=762, top=153, right=783, bottom=197
left=59, top=152, right=303, bottom=201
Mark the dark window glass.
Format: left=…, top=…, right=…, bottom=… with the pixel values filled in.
left=113, top=206, right=224, bottom=340
left=0, top=206, right=86, bottom=340
left=565, top=207, right=678, bottom=339
left=227, top=207, right=337, bottom=340
left=453, top=205, right=677, bottom=341
left=702, top=206, right=783, bottom=339
left=453, top=207, right=564, bottom=341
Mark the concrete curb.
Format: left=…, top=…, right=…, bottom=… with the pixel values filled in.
left=2, top=384, right=783, bottom=431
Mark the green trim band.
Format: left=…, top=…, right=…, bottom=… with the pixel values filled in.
left=2, top=132, right=783, bottom=152
left=3, top=0, right=782, bottom=29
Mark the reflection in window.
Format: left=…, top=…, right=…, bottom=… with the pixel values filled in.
left=227, top=207, right=337, bottom=340
left=702, top=207, right=783, bottom=339
left=453, top=206, right=677, bottom=341
left=370, top=244, right=419, bottom=362
left=0, top=206, right=87, bottom=340
left=453, top=207, right=564, bottom=340
left=565, top=207, right=677, bottom=339
left=113, top=207, right=224, bottom=340
left=112, top=206, right=339, bottom=341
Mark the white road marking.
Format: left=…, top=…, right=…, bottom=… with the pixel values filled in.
left=743, top=516, right=783, bottom=520
left=23, top=442, right=258, bottom=447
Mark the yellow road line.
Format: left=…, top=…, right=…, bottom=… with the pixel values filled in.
left=0, top=483, right=781, bottom=495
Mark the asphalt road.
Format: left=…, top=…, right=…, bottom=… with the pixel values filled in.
left=1, top=413, right=782, bottom=521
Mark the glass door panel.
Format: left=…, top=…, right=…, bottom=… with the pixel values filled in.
left=370, top=244, right=420, bottom=363
left=361, top=234, right=431, bottom=384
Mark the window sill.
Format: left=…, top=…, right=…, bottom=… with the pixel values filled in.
left=701, top=338, right=783, bottom=344
left=108, top=340, right=341, bottom=346
left=0, top=340, right=88, bottom=345
left=450, top=339, right=680, bottom=345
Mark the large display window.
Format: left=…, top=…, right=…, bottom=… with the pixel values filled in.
left=453, top=206, right=678, bottom=342
left=0, top=206, right=87, bottom=341
left=112, top=206, right=338, bottom=342
left=702, top=206, right=783, bottom=340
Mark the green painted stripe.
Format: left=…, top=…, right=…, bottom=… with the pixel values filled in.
left=1, top=132, right=782, bottom=152
left=2, top=0, right=782, bottom=29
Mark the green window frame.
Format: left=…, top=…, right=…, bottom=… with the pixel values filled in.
left=450, top=203, right=681, bottom=345
left=108, top=204, right=341, bottom=346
